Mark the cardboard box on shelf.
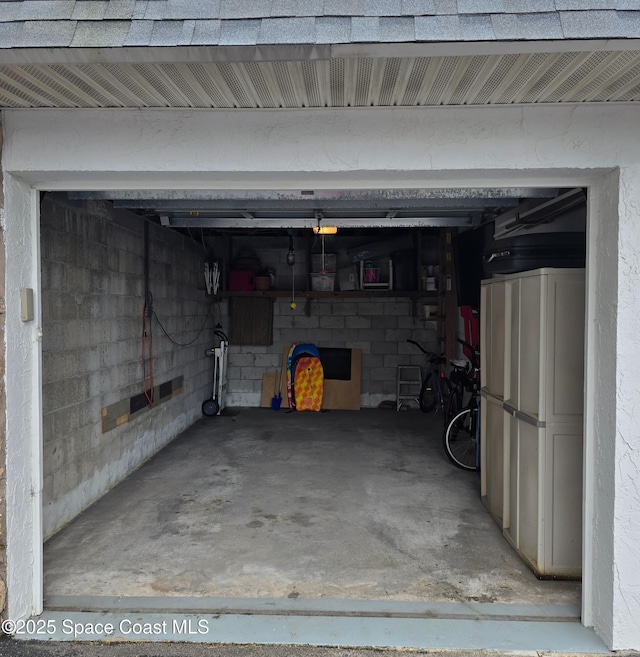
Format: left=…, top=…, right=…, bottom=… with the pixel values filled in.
left=338, top=266, right=358, bottom=291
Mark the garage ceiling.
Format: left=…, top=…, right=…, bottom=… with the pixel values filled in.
left=2, top=48, right=640, bottom=108
left=67, top=187, right=583, bottom=235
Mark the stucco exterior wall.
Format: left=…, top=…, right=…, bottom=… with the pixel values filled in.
left=1, top=104, right=640, bottom=648
left=3, top=172, right=42, bottom=623
left=585, top=169, right=619, bottom=646
left=1, top=106, right=635, bottom=184
left=612, top=165, right=640, bottom=645
left=0, top=123, right=7, bottom=620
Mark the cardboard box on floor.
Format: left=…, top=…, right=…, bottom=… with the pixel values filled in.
left=279, top=347, right=361, bottom=410
left=260, top=372, right=279, bottom=408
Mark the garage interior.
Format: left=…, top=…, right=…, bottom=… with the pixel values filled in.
left=39, top=185, right=587, bottom=613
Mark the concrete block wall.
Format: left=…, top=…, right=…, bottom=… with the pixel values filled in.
left=225, top=296, right=439, bottom=408
left=40, top=196, right=214, bottom=539
left=219, top=232, right=444, bottom=408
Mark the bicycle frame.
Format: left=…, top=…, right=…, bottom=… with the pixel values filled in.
left=406, top=339, right=450, bottom=414
left=443, top=338, right=481, bottom=470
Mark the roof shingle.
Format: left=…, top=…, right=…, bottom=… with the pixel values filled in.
left=19, top=1, right=75, bottom=21
left=323, top=1, right=365, bottom=17
left=22, top=19, right=76, bottom=46
left=415, top=14, right=461, bottom=41
left=459, top=14, right=496, bottom=39
left=191, top=20, right=222, bottom=45
left=400, top=0, right=435, bottom=16
left=149, top=19, right=195, bottom=46
left=271, top=0, right=324, bottom=17
left=70, top=20, right=130, bottom=47
left=0, top=1, right=637, bottom=50
left=258, top=17, right=316, bottom=44
left=104, top=0, right=137, bottom=21
left=351, top=16, right=381, bottom=41
left=220, top=0, right=272, bottom=20
left=362, top=0, right=403, bottom=17
left=504, top=0, right=555, bottom=11
left=457, top=0, right=505, bottom=14
left=123, top=19, right=154, bottom=46
left=218, top=18, right=261, bottom=45
left=315, top=16, right=351, bottom=43
left=0, top=3, right=20, bottom=23
left=492, top=12, right=564, bottom=40
left=71, top=2, right=109, bottom=21
left=144, top=0, right=222, bottom=21
left=560, top=10, right=620, bottom=38
left=555, top=0, right=613, bottom=9
left=433, top=0, right=458, bottom=13
left=380, top=16, right=416, bottom=40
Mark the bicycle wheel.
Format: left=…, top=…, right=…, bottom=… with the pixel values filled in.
left=418, top=372, right=437, bottom=413
left=444, top=408, right=478, bottom=471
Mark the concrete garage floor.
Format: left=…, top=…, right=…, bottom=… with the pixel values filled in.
left=44, top=408, right=580, bottom=607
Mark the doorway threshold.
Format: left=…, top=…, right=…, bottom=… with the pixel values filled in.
left=29, top=596, right=608, bottom=652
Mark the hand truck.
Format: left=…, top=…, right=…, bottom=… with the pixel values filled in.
left=202, top=330, right=228, bottom=417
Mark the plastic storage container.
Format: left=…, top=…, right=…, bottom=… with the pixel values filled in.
left=310, top=273, right=335, bottom=291
left=229, top=269, right=255, bottom=291
left=311, top=253, right=337, bottom=272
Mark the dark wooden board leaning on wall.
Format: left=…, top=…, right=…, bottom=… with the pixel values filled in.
left=230, top=297, right=274, bottom=345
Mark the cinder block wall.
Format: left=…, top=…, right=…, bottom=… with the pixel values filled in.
left=41, top=196, right=214, bottom=539
left=225, top=297, right=438, bottom=408
left=220, top=233, right=441, bottom=408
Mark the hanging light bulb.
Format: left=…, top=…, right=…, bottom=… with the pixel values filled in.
left=312, top=225, right=338, bottom=235
left=313, top=210, right=337, bottom=234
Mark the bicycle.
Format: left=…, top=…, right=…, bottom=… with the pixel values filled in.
left=443, top=340, right=481, bottom=471
left=444, top=338, right=480, bottom=424
left=406, top=339, right=452, bottom=415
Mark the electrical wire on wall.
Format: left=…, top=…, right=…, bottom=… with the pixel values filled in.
left=142, top=221, right=154, bottom=406
left=141, top=296, right=219, bottom=410
left=140, top=222, right=223, bottom=406
left=152, top=300, right=216, bottom=347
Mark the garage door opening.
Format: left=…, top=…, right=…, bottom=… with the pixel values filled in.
left=39, top=187, right=587, bottom=616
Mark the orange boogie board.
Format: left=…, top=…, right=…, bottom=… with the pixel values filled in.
left=293, top=356, right=324, bottom=411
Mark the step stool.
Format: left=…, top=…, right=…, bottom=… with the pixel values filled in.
left=396, top=365, right=422, bottom=411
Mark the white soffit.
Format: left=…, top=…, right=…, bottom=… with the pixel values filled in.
left=0, top=48, right=639, bottom=108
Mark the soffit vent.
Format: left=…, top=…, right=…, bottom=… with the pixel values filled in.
left=302, top=60, right=323, bottom=107
left=1, top=50, right=640, bottom=109
left=329, top=58, right=344, bottom=107
left=218, top=62, right=252, bottom=108
left=378, top=57, right=401, bottom=107
left=471, top=54, right=519, bottom=105
left=567, top=50, right=638, bottom=103
left=103, top=63, right=161, bottom=107
left=244, top=61, right=277, bottom=108
left=400, top=56, right=429, bottom=106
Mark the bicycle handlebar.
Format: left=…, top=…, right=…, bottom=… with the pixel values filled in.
left=408, top=337, right=480, bottom=368
left=406, top=339, right=428, bottom=355
left=456, top=338, right=480, bottom=368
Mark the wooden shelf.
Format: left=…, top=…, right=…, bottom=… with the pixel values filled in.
left=221, top=290, right=440, bottom=299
